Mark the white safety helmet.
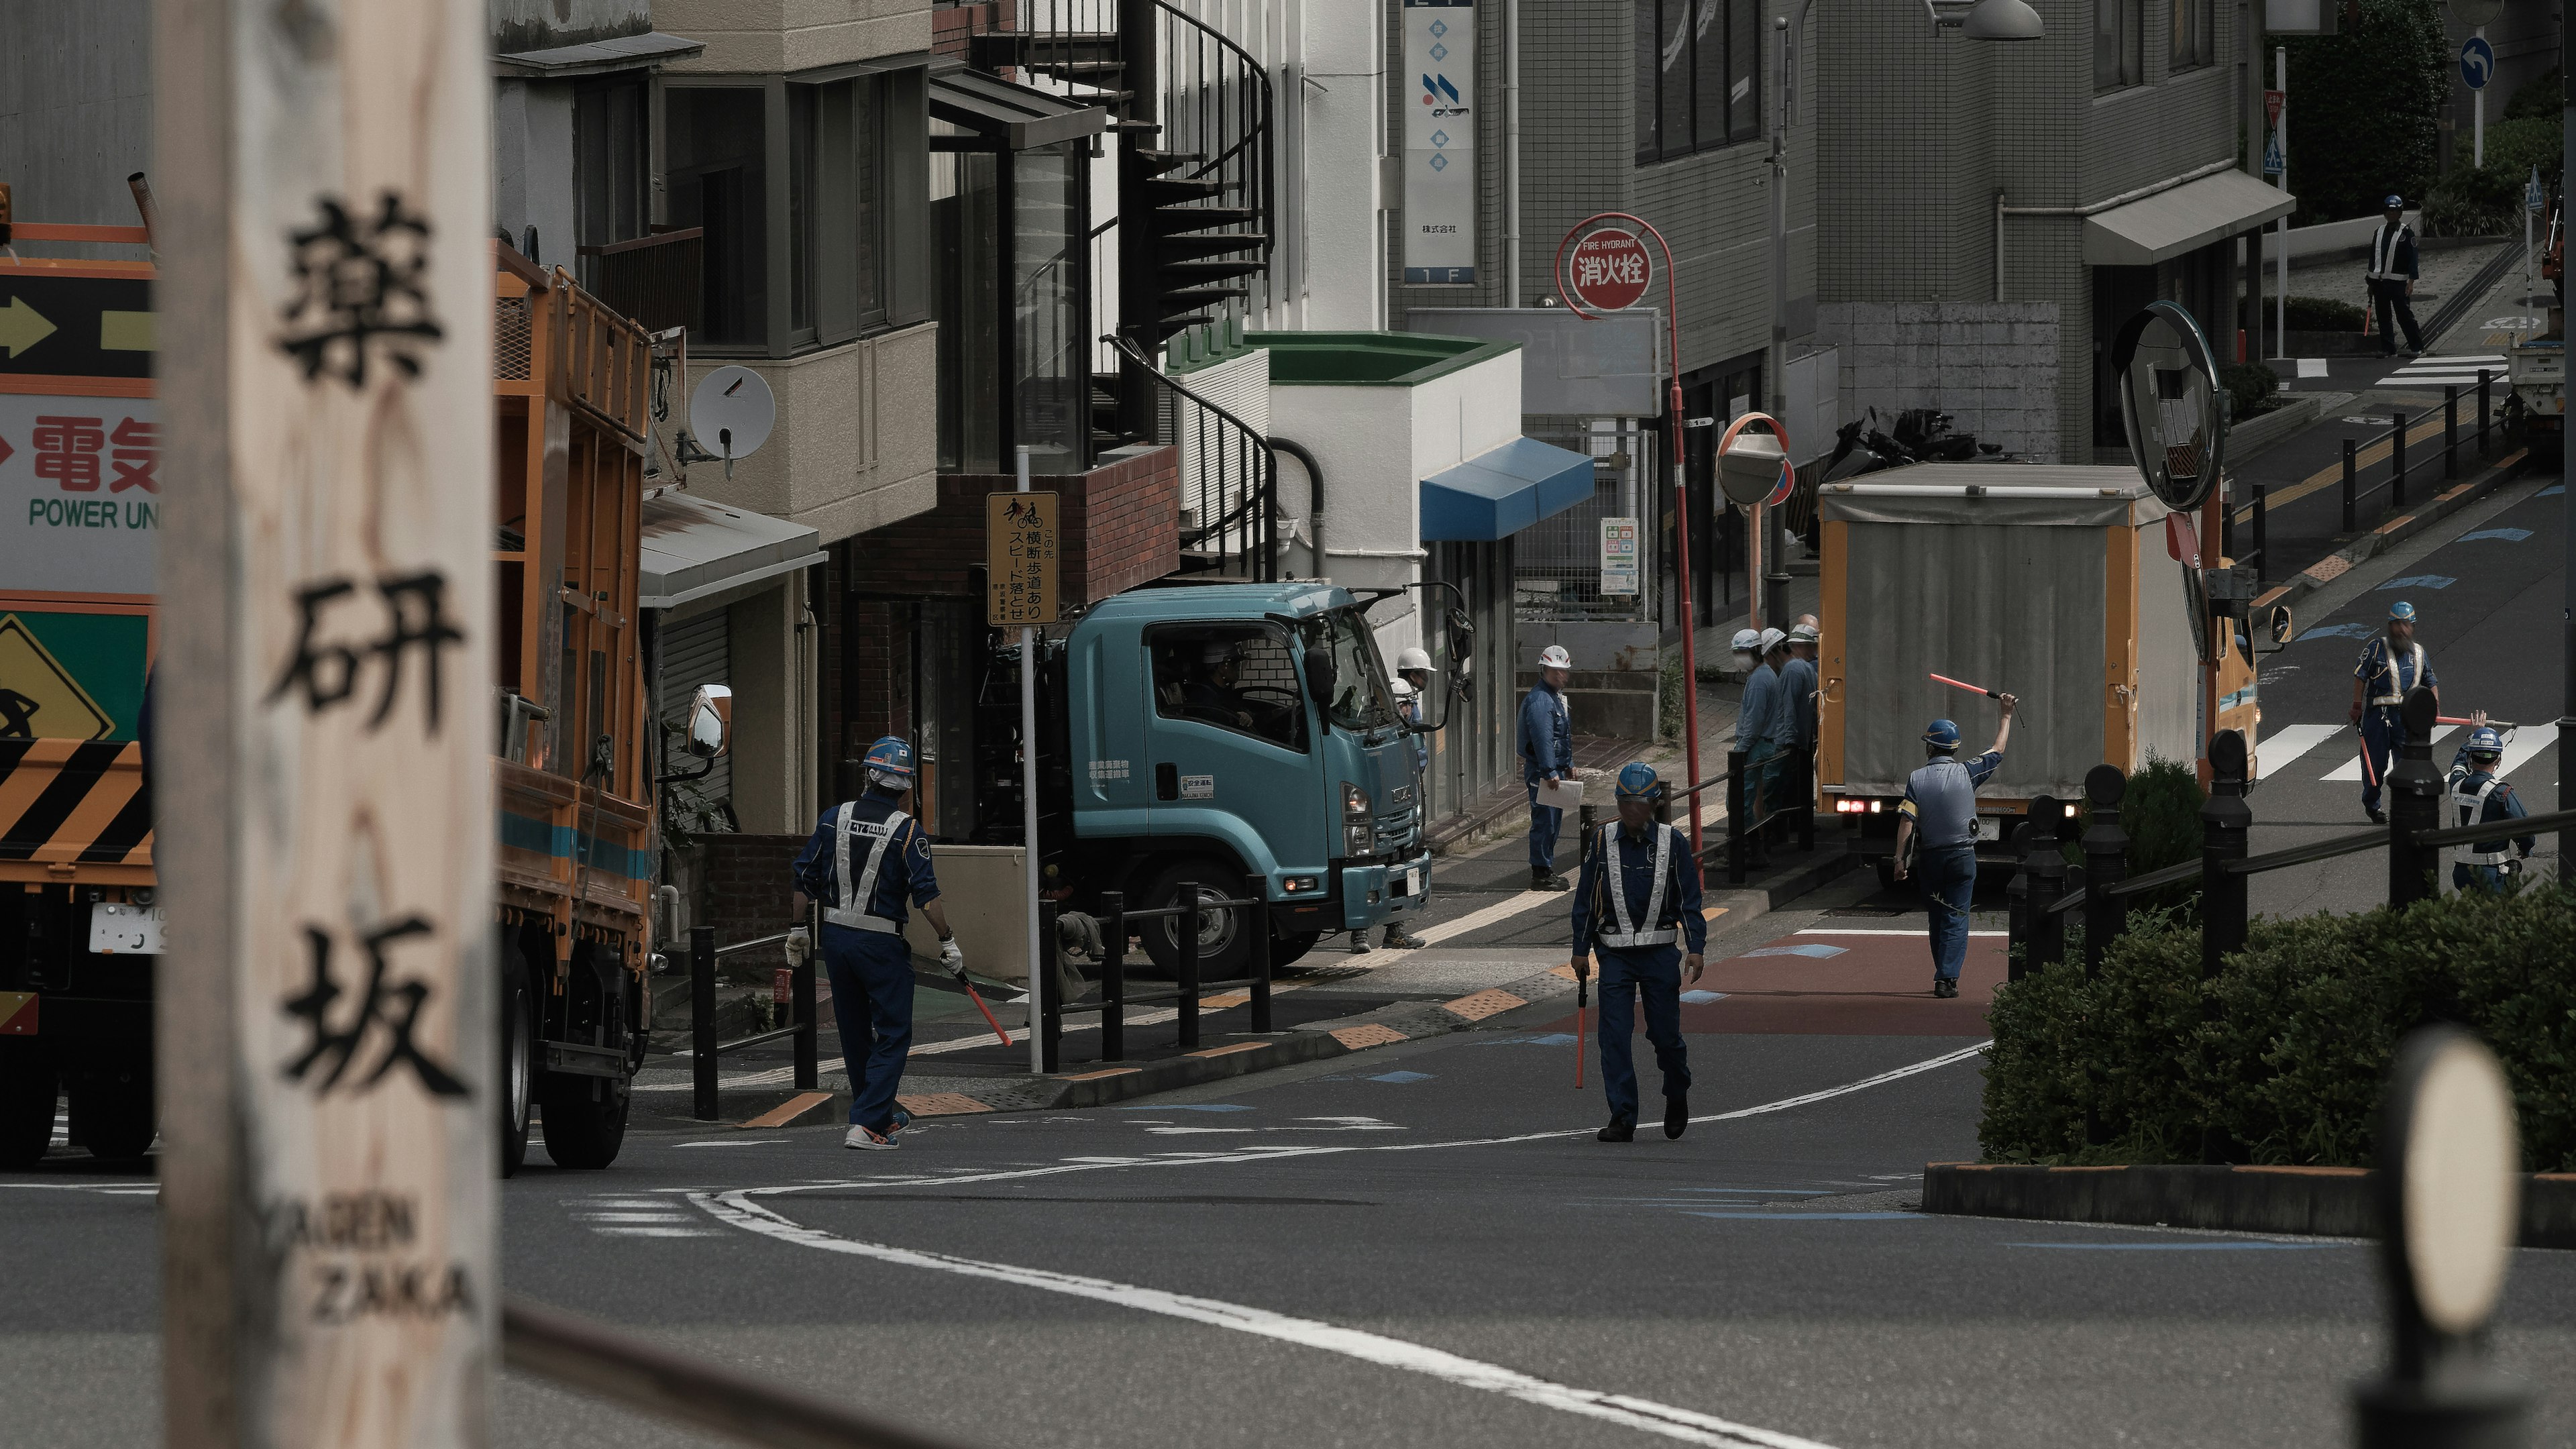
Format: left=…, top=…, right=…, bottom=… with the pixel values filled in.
left=1730, top=628, right=1762, bottom=653
left=1538, top=644, right=1573, bottom=669
left=1389, top=676, right=1417, bottom=699
left=1395, top=646, right=1433, bottom=672
left=1758, top=627, right=1787, bottom=655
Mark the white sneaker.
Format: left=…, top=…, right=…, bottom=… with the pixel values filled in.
left=843, top=1125, right=898, bottom=1150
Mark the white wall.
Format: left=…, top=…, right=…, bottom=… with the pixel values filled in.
left=492, top=79, right=576, bottom=268
left=1295, top=0, right=1388, bottom=331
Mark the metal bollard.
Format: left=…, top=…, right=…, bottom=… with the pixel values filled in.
left=2341, top=439, right=2359, bottom=533
left=2252, top=477, right=2268, bottom=582
left=2026, top=799, right=2067, bottom=973
left=1726, top=747, right=1749, bottom=885
left=2387, top=688, right=2445, bottom=906
left=1177, top=885, right=1201, bottom=1049
left=1038, top=900, right=1061, bottom=1074
left=2005, top=814, right=2035, bottom=972
left=2479, top=368, right=2493, bottom=455
left=2199, top=731, right=2252, bottom=979
left=2080, top=764, right=2129, bottom=975
left=1247, top=879, right=1273, bottom=1034
left=793, top=904, right=818, bottom=1092
left=690, top=924, right=717, bottom=1122
left=2390, top=410, right=2409, bottom=512
left=2444, top=386, right=2459, bottom=479
left=1099, top=890, right=1126, bottom=1061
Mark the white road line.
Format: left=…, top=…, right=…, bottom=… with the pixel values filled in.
left=694, top=1192, right=1839, bottom=1449
left=2257, top=723, right=2343, bottom=776
left=2496, top=722, right=2561, bottom=778
left=594, top=1226, right=722, bottom=1238
left=729, top=1044, right=1990, bottom=1200
left=1792, top=928, right=2006, bottom=937
left=2322, top=725, right=2457, bottom=780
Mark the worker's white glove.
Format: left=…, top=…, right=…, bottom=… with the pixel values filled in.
left=940, top=936, right=966, bottom=977
left=784, top=926, right=810, bottom=968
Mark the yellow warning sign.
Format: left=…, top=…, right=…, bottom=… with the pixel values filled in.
left=0, top=613, right=113, bottom=741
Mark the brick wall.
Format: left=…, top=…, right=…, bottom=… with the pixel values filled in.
left=930, top=1, right=1014, bottom=60
left=700, top=833, right=806, bottom=975
left=849, top=443, right=1180, bottom=602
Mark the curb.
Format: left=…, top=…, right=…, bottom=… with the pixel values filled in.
left=1922, top=1161, right=2576, bottom=1248
left=2225, top=392, right=2331, bottom=466
left=2251, top=449, right=2532, bottom=614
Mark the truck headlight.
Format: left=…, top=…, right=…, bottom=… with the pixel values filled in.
left=1283, top=875, right=1322, bottom=894
left=1345, top=823, right=1373, bottom=858
left=1342, top=782, right=1371, bottom=821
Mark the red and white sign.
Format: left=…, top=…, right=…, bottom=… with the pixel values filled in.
left=1566, top=229, right=1652, bottom=312
left=0, top=394, right=160, bottom=596
left=2264, top=89, right=2284, bottom=127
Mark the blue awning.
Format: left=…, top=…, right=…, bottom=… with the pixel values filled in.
left=1419, top=437, right=1595, bottom=543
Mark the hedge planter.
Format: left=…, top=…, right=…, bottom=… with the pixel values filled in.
left=1923, top=1162, right=2576, bottom=1248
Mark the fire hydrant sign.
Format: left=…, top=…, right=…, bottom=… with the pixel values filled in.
left=0, top=394, right=159, bottom=596
left=1568, top=229, right=1652, bottom=312
left=988, top=491, right=1061, bottom=626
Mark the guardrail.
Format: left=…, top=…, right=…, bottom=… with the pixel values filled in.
left=1723, top=746, right=1815, bottom=883
left=684, top=922, right=820, bottom=1122
left=2337, top=372, right=2498, bottom=535
left=1035, top=883, right=1273, bottom=1071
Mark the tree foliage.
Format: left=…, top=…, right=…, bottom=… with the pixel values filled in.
left=2280, top=0, right=2451, bottom=225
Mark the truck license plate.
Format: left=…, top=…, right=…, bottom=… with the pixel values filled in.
left=89, top=903, right=166, bottom=955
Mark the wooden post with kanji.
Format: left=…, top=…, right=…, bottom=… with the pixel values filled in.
left=986, top=491, right=1062, bottom=627
left=154, top=1, right=496, bottom=1446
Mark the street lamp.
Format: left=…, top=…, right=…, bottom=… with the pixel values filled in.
left=1762, top=0, right=2043, bottom=623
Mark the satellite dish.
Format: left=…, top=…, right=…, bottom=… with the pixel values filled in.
left=688, top=365, right=777, bottom=465
left=2110, top=301, right=2226, bottom=513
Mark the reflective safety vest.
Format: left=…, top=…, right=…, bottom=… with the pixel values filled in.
left=2450, top=774, right=2512, bottom=867
left=827, top=802, right=912, bottom=933
left=2367, top=642, right=2427, bottom=706
left=2368, top=223, right=2415, bottom=282
left=1595, top=823, right=1680, bottom=949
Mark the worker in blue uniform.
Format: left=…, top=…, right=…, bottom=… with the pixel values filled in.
left=1735, top=628, right=1785, bottom=865
left=790, top=736, right=962, bottom=1150
left=1892, top=698, right=2016, bottom=998
left=1570, top=763, right=1707, bottom=1143
left=2351, top=600, right=2438, bottom=823
left=2445, top=719, right=2534, bottom=893
left=1520, top=643, right=1577, bottom=891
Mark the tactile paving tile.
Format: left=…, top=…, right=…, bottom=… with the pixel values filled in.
left=2304, top=555, right=2354, bottom=584
left=1441, top=989, right=1527, bottom=1021
left=895, top=1091, right=996, bottom=1117
left=1328, top=1023, right=1407, bottom=1049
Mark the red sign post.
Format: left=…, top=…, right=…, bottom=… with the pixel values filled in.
left=1566, top=229, right=1652, bottom=313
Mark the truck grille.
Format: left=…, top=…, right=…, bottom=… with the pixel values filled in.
left=1373, top=802, right=1420, bottom=855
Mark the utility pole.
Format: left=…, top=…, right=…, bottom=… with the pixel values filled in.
left=1766, top=7, right=1805, bottom=630
left=2561, top=7, right=2573, bottom=870
left=156, top=1, right=496, bottom=1445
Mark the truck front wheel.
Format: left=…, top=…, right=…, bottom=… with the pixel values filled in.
left=68, top=1067, right=155, bottom=1162
left=1138, top=859, right=1254, bottom=980
left=540, top=1074, right=630, bottom=1169
left=0, top=1040, right=56, bottom=1169
left=498, top=934, right=535, bottom=1178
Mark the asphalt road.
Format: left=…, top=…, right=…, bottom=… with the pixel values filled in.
left=10, top=867, right=2571, bottom=1449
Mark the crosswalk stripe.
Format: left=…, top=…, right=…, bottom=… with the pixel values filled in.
left=2257, top=723, right=2343, bottom=777
left=2321, top=725, right=2458, bottom=781
left=2495, top=722, right=2560, bottom=779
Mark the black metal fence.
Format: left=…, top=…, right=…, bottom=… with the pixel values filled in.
left=1034, top=882, right=1275, bottom=1071
left=2334, top=372, right=2500, bottom=536
left=685, top=923, right=820, bottom=1122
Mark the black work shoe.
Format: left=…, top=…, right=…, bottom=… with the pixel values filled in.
left=2367, top=807, right=2389, bottom=824
left=1531, top=871, right=1571, bottom=892
left=1382, top=924, right=1428, bottom=950
left=1664, top=1095, right=1689, bottom=1139
left=1598, top=1117, right=1636, bottom=1143
left=1348, top=932, right=1373, bottom=954
left=1933, top=977, right=1960, bottom=999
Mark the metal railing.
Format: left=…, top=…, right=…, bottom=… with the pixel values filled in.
left=576, top=227, right=704, bottom=337
left=1034, top=883, right=1275, bottom=1071
left=1148, top=0, right=1275, bottom=323
left=1723, top=745, right=1815, bottom=883
left=683, top=922, right=820, bottom=1122
left=1106, top=331, right=1277, bottom=579
left=2337, top=371, right=2500, bottom=535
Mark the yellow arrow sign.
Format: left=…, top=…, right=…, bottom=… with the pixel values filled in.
left=0, top=295, right=57, bottom=358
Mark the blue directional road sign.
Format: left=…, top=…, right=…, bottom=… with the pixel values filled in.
left=2532, top=168, right=2548, bottom=214
left=2461, top=35, right=2494, bottom=90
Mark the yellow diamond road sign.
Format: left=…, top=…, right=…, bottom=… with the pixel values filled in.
left=0, top=613, right=113, bottom=741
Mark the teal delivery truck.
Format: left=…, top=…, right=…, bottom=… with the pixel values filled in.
left=998, top=581, right=1456, bottom=975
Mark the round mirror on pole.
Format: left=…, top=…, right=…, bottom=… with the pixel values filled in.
left=1717, top=414, right=1794, bottom=508
left=2110, top=300, right=2228, bottom=513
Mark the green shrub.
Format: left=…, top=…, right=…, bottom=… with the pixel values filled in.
left=2422, top=114, right=2563, bottom=236
left=2503, top=67, right=2561, bottom=122
left=2220, top=362, right=2284, bottom=423
left=1658, top=648, right=1684, bottom=740
left=2063, top=754, right=2205, bottom=921
left=2281, top=0, right=2451, bottom=226
left=1981, top=883, right=2576, bottom=1171
left=2283, top=295, right=2365, bottom=332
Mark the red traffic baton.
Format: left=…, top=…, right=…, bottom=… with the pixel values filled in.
left=2436, top=715, right=2518, bottom=729
left=956, top=975, right=1016, bottom=1049
left=1929, top=672, right=2004, bottom=700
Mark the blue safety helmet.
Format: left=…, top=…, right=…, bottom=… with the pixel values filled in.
left=1923, top=718, right=1962, bottom=750
left=2383, top=194, right=2406, bottom=210
left=1614, top=761, right=1662, bottom=801
left=2467, top=727, right=2504, bottom=758
left=862, top=735, right=916, bottom=782
left=2388, top=599, right=2417, bottom=623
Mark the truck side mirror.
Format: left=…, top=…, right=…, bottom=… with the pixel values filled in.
left=686, top=684, right=733, bottom=759
left=2269, top=604, right=2294, bottom=645
left=1301, top=646, right=1338, bottom=709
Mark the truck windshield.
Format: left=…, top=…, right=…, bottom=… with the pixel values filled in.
left=1307, top=608, right=1398, bottom=733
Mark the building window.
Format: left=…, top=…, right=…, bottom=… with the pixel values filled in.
left=1150, top=627, right=1309, bottom=753
left=2094, top=0, right=2142, bottom=89
left=790, top=76, right=888, bottom=345
left=664, top=86, right=769, bottom=348
left=574, top=78, right=649, bottom=281
left=2170, top=0, right=2212, bottom=71
left=1635, top=0, right=1760, bottom=165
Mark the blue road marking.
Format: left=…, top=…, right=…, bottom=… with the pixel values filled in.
left=2539, top=484, right=2565, bottom=496
left=1741, top=944, right=1847, bottom=959
left=2004, top=1240, right=2348, bottom=1250
left=2376, top=574, right=2455, bottom=590
left=2455, top=527, right=2534, bottom=543
left=2298, top=622, right=2378, bottom=642
left=1368, top=1071, right=1436, bottom=1084
left=1684, top=1212, right=1922, bottom=1221
left=1680, top=989, right=1727, bottom=1003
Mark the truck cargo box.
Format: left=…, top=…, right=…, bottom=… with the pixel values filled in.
left=1816, top=464, right=2199, bottom=808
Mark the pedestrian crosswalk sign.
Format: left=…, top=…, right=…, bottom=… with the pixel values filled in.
left=2530, top=168, right=2546, bottom=213
left=2263, top=135, right=2285, bottom=176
